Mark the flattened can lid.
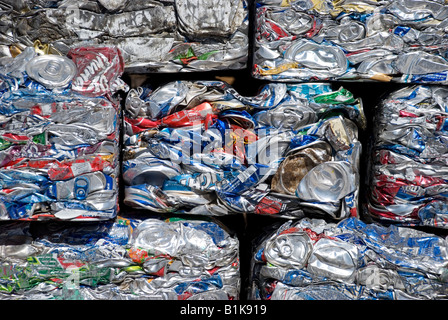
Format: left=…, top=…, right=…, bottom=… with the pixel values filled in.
left=272, top=141, right=332, bottom=195
left=264, top=231, right=313, bottom=269
left=307, top=238, right=358, bottom=281
left=284, top=40, right=348, bottom=76
left=296, top=161, right=356, bottom=202
left=25, top=55, right=76, bottom=89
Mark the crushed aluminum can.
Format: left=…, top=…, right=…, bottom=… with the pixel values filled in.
left=175, top=0, right=245, bottom=39
left=46, top=171, right=114, bottom=201
left=253, top=0, right=448, bottom=84
left=254, top=103, right=317, bottom=131
left=68, top=46, right=127, bottom=98
left=296, top=161, right=357, bottom=203
left=366, top=85, right=448, bottom=229
left=283, top=39, right=349, bottom=78
left=306, top=237, right=358, bottom=282
left=250, top=217, right=448, bottom=300
left=271, top=141, right=332, bottom=195
left=2, top=0, right=249, bottom=73
left=122, top=158, right=182, bottom=187
left=123, top=81, right=364, bottom=220
left=25, top=54, right=76, bottom=89
left=123, top=184, right=179, bottom=213
left=264, top=229, right=313, bottom=269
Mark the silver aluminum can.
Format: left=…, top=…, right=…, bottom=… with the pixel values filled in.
left=48, top=172, right=111, bottom=200
left=131, top=219, right=181, bottom=257
left=264, top=231, right=313, bottom=269
left=269, top=281, right=356, bottom=300
left=123, top=159, right=182, bottom=187
left=394, top=51, right=448, bottom=75
left=296, top=161, right=357, bottom=202
left=25, top=55, right=76, bottom=89
left=356, top=265, right=404, bottom=293
left=175, top=0, right=245, bottom=39
left=266, top=9, right=314, bottom=35
left=306, top=238, right=359, bottom=282
left=284, top=39, right=348, bottom=77
left=266, top=104, right=317, bottom=130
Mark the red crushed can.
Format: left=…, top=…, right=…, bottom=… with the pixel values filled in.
left=160, top=102, right=216, bottom=127
left=47, top=156, right=112, bottom=181
left=68, top=47, right=125, bottom=98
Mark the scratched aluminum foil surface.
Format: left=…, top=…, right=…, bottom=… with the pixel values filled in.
left=0, top=0, right=249, bottom=73
left=253, top=0, right=448, bottom=83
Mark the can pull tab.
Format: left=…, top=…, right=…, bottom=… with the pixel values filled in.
left=33, top=40, right=62, bottom=56
left=74, top=176, right=89, bottom=200
left=34, top=40, right=50, bottom=56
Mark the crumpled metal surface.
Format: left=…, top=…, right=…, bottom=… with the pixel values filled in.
left=366, top=85, right=448, bottom=229
left=0, top=0, right=249, bottom=73
left=253, top=0, right=448, bottom=83
left=0, top=215, right=240, bottom=300
left=249, top=216, right=448, bottom=300
left=123, top=81, right=365, bottom=220
left=0, top=45, right=127, bottom=221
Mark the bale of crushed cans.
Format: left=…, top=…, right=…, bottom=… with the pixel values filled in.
left=253, top=0, right=448, bottom=83
left=0, top=45, right=127, bottom=220
left=249, top=216, right=448, bottom=300
left=366, top=85, right=448, bottom=229
left=0, top=215, right=240, bottom=300
left=1, top=0, right=249, bottom=73
left=123, top=81, right=365, bottom=220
